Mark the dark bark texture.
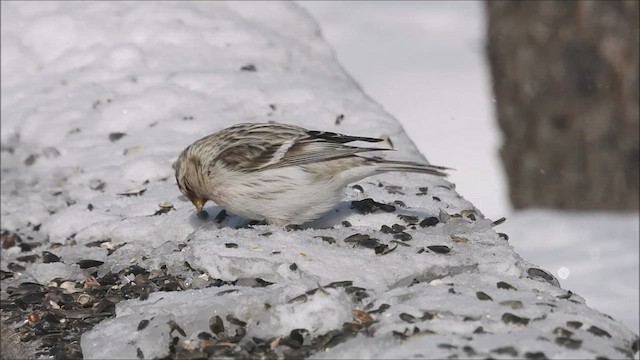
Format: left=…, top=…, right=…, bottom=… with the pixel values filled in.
left=486, top=0, right=639, bottom=210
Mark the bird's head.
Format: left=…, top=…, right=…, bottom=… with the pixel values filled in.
left=175, top=149, right=208, bottom=213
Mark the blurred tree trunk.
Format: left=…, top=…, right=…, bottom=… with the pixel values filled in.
left=485, top=0, right=639, bottom=210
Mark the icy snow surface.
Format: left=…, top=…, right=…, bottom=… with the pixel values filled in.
left=1, top=2, right=637, bottom=359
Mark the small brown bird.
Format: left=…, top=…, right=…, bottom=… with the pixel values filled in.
left=175, top=123, right=448, bottom=225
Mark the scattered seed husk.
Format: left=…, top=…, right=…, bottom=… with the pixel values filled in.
left=499, top=300, right=524, bottom=309
left=116, top=188, right=146, bottom=197
left=587, top=325, right=611, bottom=338
left=168, top=320, right=187, bottom=337
left=225, top=243, right=238, bottom=249
left=527, top=268, right=560, bottom=287
left=314, top=236, right=335, bottom=244
left=41, top=251, right=61, bottom=263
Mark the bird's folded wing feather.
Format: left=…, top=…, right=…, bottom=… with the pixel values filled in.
left=215, top=138, right=389, bottom=172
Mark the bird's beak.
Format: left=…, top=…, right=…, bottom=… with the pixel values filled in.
left=192, top=197, right=206, bottom=213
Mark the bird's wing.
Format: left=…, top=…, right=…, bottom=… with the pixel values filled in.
left=213, top=125, right=389, bottom=172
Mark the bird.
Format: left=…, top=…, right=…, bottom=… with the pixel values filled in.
left=174, top=122, right=449, bottom=225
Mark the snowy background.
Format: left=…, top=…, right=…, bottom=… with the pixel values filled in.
left=299, top=0, right=640, bottom=334
left=0, top=1, right=638, bottom=358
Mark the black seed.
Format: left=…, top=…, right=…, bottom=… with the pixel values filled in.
left=419, top=217, right=439, bottom=227
left=289, top=263, right=298, bottom=271
left=368, top=303, right=390, bottom=314
left=209, top=316, right=224, bottom=334
left=314, top=236, right=336, bottom=244
left=476, top=291, right=492, bottom=301
left=566, top=321, right=583, bottom=329
left=492, top=217, right=507, bottom=226
left=225, top=243, right=238, bottom=248
left=41, top=251, right=61, bottom=263
left=109, top=132, right=126, bottom=142
left=136, top=347, right=144, bottom=359
left=260, top=231, right=272, bottom=236
left=87, top=203, right=94, bottom=211
left=556, top=337, right=582, bottom=349
left=416, top=248, right=425, bottom=254
left=587, top=325, right=611, bottom=338
left=391, top=224, right=405, bottom=233
left=226, top=314, right=247, bottom=327
left=497, top=281, right=517, bottom=290
left=341, top=221, right=352, bottom=227
left=473, top=326, right=485, bottom=334
left=215, top=210, right=228, bottom=223
left=524, top=351, right=547, bottom=359
left=24, top=154, right=38, bottom=166
left=198, top=331, right=212, bottom=340
left=498, top=233, right=509, bottom=240
left=137, top=319, right=150, bottom=331
left=492, top=346, right=518, bottom=356
left=438, top=343, right=457, bottom=350
left=335, top=114, right=344, bottom=125
left=240, top=64, right=257, bottom=72
left=399, top=313, right=416, bottom=323
left=397, top=215, right=418, bottom=224
left=418, top=186, right=429, bottom=193
left=426, top=245, right=450, bottom=254
left=502, top=313, right=530, bottom=326
left=380, top=225, right=393, bottom=233
left=393, top=232, right=412, bottom=241
left=432, top=196, right=441, bottom=201
left=344, top=233, right=370, bottom=243
left=197, top=210, right=209, bottom=219
left=77, top=260, right=104, bottom=269
left=350, top=198, right=395, bottom=214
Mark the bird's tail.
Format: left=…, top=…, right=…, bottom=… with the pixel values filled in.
left=373, top=159, right=451, bottom=177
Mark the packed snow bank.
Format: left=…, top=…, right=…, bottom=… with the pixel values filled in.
left=1, top=2, right=637, bottom=359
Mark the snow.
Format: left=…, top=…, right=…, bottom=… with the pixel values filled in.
left=1, top=1, right=638, bottom=359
